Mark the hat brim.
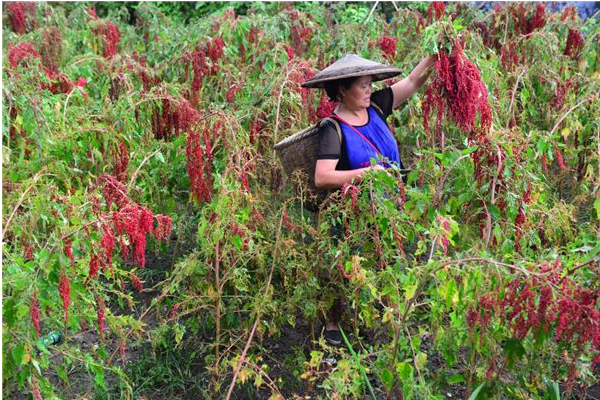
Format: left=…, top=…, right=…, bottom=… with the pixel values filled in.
left=301, top=66, right=402, bottom=88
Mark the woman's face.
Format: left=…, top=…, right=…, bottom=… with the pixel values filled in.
left=340, top=75, right=372, bottom=109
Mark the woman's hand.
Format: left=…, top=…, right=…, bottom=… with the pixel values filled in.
left=314, top=160, right=388, bottom=189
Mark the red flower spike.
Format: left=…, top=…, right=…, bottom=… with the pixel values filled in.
left=86, top=5, right=98, bottom=20
left=64, top=238, right=75, bottom=265
left=427, top=1, right=445, bottom=23
left=58, top=271, right=71, bottom=325
left=8, top=42, right=43, bottom=69
left=131, top=273, right=143, bottom=292
left=206, top=37, right=225, bottom=62
left=85, top=254, right=101, bottom=286
left=376, top=36, right=397, bottom=60
left=437, top=216, right=451, bottom=256
left=555, top=147, right=569, bottom=171
left=96, top=296, right=106, bottom=340
left=341, top=183, right=359, bottom=212
left=101, top=224, right=115, bottom=267
left=154, top=214, right=173, bottom=242
left=6, top=2, right=36, bottom=34
left=285, top=45, right=294, bottom=61
left=93, top=21, right=121, bottom=59
left=113, top=141, right=129, bottom=182
left=30, top=293, right=41, bottom=339
left=564, top=29, right=584, bottom=60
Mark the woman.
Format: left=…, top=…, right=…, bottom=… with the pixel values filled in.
left=302, top=54, right=435, bottom=345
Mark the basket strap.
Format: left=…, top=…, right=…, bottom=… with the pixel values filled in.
left=370, top=102, right=383, bottom=116
left=330, top=114, right=382, bottom=156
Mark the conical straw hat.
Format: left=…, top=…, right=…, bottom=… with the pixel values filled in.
left=301, top=54, right=402, bottom=88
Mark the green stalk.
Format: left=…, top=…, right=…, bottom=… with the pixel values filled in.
left=339, top=327, right=377, bottom=400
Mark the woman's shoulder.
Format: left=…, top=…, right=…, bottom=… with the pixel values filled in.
left=317, top=117, right=342, bottom=141
left=318, top=117, right=340, bottom=132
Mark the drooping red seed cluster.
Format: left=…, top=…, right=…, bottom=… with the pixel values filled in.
left=555, top=147, right=569, bottom=171
left=97, top=174, right=173, bottom=269
left=101, top=224, right=115, bottom=268
left=85, top=253, right=101, bottom=286
left=471, top=261, right=600, bottom=370
left=91, top=21, right=121, bottom=60
left=113, top=204, right=155, bottom=267
left=131, top=272, right=143, bottom=292
left=226, top=82, right=241, bottom=103
left=230, top=223, right=249, bottom=250
left=206, top=37, right=225, bottom=63
left=437, top=216, right=451, bottom=255
left=183, top=38, right=225, bottom=106
left=8, top=41, right=43, bottom=69
left=426, top=1, right=446, bottom=24
left=392, top=227, right=405, bottom=257
left=466, top=292, right=497, bottom=330
left=541, top=153, right=549, bottom=172
left=523, top=180, right=532, bottom=205
left=289, top=14, right=313, bottom=55
left=527, top=3, right=547, bottom=33
left=48, top=74, right=87, bottom=98
left=316, top=93, right=337, bottom=119
left=96, top=296, right=106, bottom=340
left=514, top=204, right=525, bottom=252
left=40, top=27, right=62, bottom=73
left=500, top=41, right=520, bottom=72
left=6, top=2, right=36, bottom=34
left=183, top=49, right=208, bottom=106
left=288, top=60, right=317, bottom=122
left=553, top=78, right=578, bottom=110
left=249, top=112, right=267, bottom=145
left=131, top=53, right=160, bottom=93
left=58, top=271, right=71, bottom=324
left=415, top=11, right=425, bottom=34
left=30, top=293, right=41, bottom=338
left=86, top=5, right=98, bottom=20
left=285, top=45, right=294, bottom=61
left=186, top=122, right=215, bottom=203
left=109, top=72, right=126, bottom=102
left=341, top=183, right=359, bottom=213
left=472, top=20, right=491, bottom=48
left=561, top=5, right=578, bottom=23
left=113, top=140, right=129, bottom=182
left=154, top=214, right=172, bottom=243
left=509, top=2, right=547, bottom=35
left=564, top=29, right=584, bottom=60
left=100, top=174, right=129, bottom=209
left=376, top=36, right=397, bottom=61
left=7, top=42, right=87, bottom=97
left=64, top=238, right=75, bottom=266
left=152, top=97, right=200, bottom=140
left=423, top=41, right=492, bottom=146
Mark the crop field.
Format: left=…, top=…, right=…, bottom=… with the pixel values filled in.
left=2, top=1, right=599, bottom=399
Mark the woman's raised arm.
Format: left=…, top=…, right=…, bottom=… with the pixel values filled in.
left=390, top=55, right=436, bottom=109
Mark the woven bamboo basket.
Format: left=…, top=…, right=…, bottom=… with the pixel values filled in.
left=274, top=119, right=338, bottom=210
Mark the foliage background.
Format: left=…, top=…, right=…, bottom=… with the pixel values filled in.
left=2, top=1, right=599, bottom=399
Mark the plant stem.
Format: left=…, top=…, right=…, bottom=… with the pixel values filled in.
left=214, top=241, right=221, bottom=364
left=340, top=327, right=377, bottom=400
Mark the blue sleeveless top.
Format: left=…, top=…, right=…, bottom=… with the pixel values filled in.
left=337, top=106, right=401, bottom=170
